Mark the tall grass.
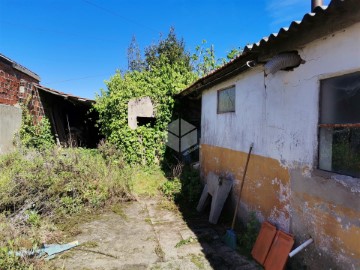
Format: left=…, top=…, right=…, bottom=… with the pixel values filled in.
left=0, top=143, right=133, bottom=269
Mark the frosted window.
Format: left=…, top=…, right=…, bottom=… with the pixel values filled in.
left=218, top=86, right=235, bottom=113
left=319, top=72, right=360, bottom=177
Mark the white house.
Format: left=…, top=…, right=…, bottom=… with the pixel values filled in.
left=179, top=0, right=360, bottom=269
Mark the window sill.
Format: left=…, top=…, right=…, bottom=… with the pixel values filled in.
left=313, top=169, right=360, bottom=193
left=217, top=111, right=236, bottom=114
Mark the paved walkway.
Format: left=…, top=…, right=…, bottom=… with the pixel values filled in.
left=53, top=198, right=260, bottom=270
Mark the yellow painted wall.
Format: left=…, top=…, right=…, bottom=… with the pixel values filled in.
left=200, top=143, right=291, bottom=230
left=201, top=143, right=360, bottom=266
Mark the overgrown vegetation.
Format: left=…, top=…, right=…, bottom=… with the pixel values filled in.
left=0, top=142, right=133, bottom=269
left=95, top=28, right=241, bottom=166
left=237, top=212, right=261, bottom=256
left=0, top=27, right=247, bottom=269
left=95, top=28, right=196, bottom=165
left=18, top=106, right=54, bottom=150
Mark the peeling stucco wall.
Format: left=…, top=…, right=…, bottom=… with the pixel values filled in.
left=200, top=22, right=360, bottom=269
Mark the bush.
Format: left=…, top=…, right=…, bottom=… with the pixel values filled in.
left=237, top=212, right=260, bottom=254
left=18, top=107, right=54, bottom=149
left=160, top=178, right=182, bottom=200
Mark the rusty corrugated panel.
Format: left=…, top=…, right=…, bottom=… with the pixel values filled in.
left=251, top=221, right=277, bottom=265
left=264, top=230, right=294, bottom=270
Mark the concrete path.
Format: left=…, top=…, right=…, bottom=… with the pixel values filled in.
left=52, top=198, right=260, bottom=270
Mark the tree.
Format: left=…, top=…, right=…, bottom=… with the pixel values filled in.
left=191, top=40, right=242, bottom=77
left=95, top=28, right=196, bottom=165
left=127, top=36, right=145, bottom=71
left=144, top=27, right=192, bottom=71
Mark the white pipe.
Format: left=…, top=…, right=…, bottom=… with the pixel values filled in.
left=289, top=238, right=314, bottom=258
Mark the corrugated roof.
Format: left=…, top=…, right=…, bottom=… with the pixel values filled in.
left=179, top=0, right=360, bottom=97
left=0, top=53, right=41, bottom=81
left=36, top=84, right=94, bottom=104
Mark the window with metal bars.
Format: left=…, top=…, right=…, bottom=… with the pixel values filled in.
left=318, top=71, right=360, bottom=177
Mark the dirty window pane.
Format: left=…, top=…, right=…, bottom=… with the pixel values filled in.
left=319, top=72, right=360, bottom=178
left=319, top=127, right=360, bottom=178
left=320, top=72, right=360, bottom=124
left=218, top=86, right=235, bottom=113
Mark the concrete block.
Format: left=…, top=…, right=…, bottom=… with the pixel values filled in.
left=197, top=172, right=233, bottom=224
left=128, top=97, right=154, bottom=129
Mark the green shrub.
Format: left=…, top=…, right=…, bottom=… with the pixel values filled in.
left=179, top=166, right=202, bottom=204
left=160, top=178, right=182, bottom=200
left=18, top=107, right=54, bottom=149
left=237, top=212, right=260, bottom=254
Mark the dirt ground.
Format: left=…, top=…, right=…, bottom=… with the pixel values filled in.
left=52, top=198, right=260, bottom=270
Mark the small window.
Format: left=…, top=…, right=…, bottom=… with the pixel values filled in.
left=217, top=86, right=235, bottom=113
left=319, top=71, right=360, bottom=177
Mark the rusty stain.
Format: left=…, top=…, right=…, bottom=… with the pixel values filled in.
left=264, top=230, right=294, bottom=270
left=251, top=221, right=277, bottom=265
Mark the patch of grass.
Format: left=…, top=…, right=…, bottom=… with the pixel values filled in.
left=157, top=199, right=178, bottom=212
left=175, top=236, right=197, bottom=248
left=81, top=241, right=99, bottom=248
left=0, top=144, right=133, bottom=269
left=131, top=166, right=167, bottom=196
left=190, top=254, right=205, bottom=270
left=111, top=204, right=128, bottom=220
left=144, top=218, right=152, bottom=224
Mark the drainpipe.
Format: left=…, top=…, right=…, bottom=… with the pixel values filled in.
left=311, top=0, right=323, bottom=12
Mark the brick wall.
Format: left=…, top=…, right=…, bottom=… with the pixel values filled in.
left=0, top=61, right=44, bottom=122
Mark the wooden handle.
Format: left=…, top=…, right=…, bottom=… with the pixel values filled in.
left=231, top=143, right=254, bottom=230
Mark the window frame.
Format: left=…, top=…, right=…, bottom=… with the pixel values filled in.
left=317, top=71, right=360, bottom=178
left=217, top=85, right=236, bottom=114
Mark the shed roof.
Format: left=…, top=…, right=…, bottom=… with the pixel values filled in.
left=178, top=0, right=360, bottom=98
left=0, top=53, right=41, bottom=82
left=36, top=85, right=94, bottom=104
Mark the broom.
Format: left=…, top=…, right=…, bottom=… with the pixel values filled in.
left=222, top=143, right=254, bottom=250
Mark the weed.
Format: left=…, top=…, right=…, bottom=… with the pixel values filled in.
left=111, top=204, right=128, bottom=220
left=0, top=145, right=133, bottom=269
left=190, top=254, right=205, bottom=270
left=81, top=241, right=99, bottom=248
left=159, top=178, right=181, bottom=201
left=157, top=199, right=178, bottom=212
left=25, top=210, right=41, bottom=227
left=175, top=237, right=197, bottom=248
left=144, top=218, right=152, bottom=224
left=237, top=212, right=260, bottom=255
left=131, top=166, right=167, bottom=196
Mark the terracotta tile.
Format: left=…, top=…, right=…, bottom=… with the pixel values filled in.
left=251, top=221, right=277, bottom=265
left=264, top=230, right=294, bottom=270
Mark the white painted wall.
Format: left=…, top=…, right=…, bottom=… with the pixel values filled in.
left=201, top=22, right=360, bottom=168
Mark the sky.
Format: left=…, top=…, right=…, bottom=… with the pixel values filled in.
left=0, top=0, right=330, bottom=99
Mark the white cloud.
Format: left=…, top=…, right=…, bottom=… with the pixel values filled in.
left=266, top=0, right=309, bottom=28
